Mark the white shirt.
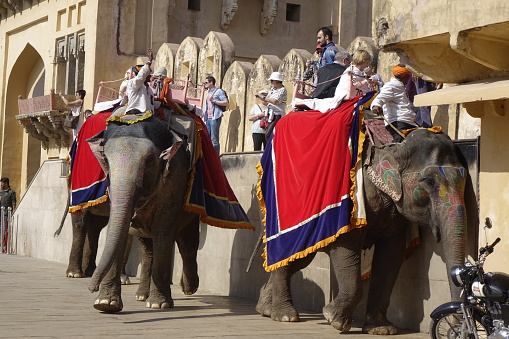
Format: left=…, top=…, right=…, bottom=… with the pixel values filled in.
left=292, top=65, right=370, bottom=113
left=126, top=64, right=154, bottom=113
left=370, top=77, right=416, bottom=125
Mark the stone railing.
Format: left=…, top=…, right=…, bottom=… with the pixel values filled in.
left=16, top=89, right=72, bottom=150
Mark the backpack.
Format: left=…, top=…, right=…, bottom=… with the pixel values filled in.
left=213, top=88, right=229, bottom=112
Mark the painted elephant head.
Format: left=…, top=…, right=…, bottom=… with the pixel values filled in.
left=368, top=129, right=467, bottom=296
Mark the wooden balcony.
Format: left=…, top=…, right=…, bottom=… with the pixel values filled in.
left=16, top=89, right=72, bottom=150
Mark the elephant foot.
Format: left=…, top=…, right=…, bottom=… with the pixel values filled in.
left=66, top=270, right=84, bottom=278
left=120, top=274, right=131, bottom=285
left=93, top=297, right=123, bottom=313
left=270, top=304, right=300, bottom=322
left=255, top=282, right=272, bottom=317
left=135, top=291, right=149, bottom=301
left=363, top=324, right=398, bottom=335
left=323, top=302, right=352, bottom=333
left=145, top=296, right=174, bottom=309
left=363, top=315, right=398, bottom=335
left=180, top=274, right=198, bottom=295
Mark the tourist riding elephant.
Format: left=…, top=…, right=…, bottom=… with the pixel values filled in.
left=256, top=128, right=468, bottom=335
left=87, top=115, right=200, bottom=313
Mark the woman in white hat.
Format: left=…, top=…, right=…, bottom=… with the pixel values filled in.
left=264, top=71, right=287, bottom=141
left=249, top=90, right=269, bottom=151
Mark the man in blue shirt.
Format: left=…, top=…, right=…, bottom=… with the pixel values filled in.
left=316, top=27, right=339, bottom=68
left=203, top=76, right=228, bottom=154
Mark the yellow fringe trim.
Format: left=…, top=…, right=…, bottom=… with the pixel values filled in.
left=349, top=106, right=369, bottom=228
left=106, top=110, right=153, bottom=124
left=401, top=125, right=442, bottom=136
left=66, top=154, right=72, bottom=189
left=68, top=194, right=108, bottom=215
left=183, top=203, right=254, bottom=230
left=181, top=111, right=252, bottom=230
left=263, top=221, right=365, bottom=272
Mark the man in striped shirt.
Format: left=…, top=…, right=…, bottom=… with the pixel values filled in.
left=316, top=27, right=339, bottom=68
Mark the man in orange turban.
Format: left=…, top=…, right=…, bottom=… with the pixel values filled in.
left=392, top=63, right=412, bottom=78
left=370, top=63, right=417, bottom=142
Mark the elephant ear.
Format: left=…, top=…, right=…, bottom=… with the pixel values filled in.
left=86, top=131, right=109, bottom=176
left=160, top=130, right=184, bottom=177
left=366, top=144, right=404, bottom=201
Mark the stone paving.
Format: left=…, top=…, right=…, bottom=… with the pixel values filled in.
left=0, top=254, right=429, bottom=338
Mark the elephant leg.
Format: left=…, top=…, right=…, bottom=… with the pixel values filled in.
left=176, top=215, right=200, bottom=295
left=323, top=228, right=364, bottom=333
left=93, top=232, right=128, bottom=313
left=145, top=226, right=175, bottom=309
left=135, top=236, right=153, bottom=301
left=362, top=229, right=406, bottom=335
left=120, top=234, right=133, bottom=285
left=266, top=252, right=316, bottom=322
left=82, top=213, right=108, bottom=277
left=66, top=213, right=86, bottom=278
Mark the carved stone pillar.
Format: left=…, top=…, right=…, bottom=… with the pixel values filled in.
left=261, top=0, right=277, bottom=36
left=220, top=0, right=238, bottom=31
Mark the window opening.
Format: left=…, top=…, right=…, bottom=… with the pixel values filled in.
left=286, top=3, right=301, bottom=22
left=188, top=0, right=200, bottom=11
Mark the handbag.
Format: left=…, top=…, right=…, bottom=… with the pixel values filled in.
left=260, top=116, right=269, bottom=130
left=257, top=104, right=269, bottom=130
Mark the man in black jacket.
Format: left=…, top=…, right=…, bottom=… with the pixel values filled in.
left=313, top=50, right=351, bottom=99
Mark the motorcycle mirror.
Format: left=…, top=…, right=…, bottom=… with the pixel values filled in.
left=466, top=255, right=475, bottom=265
left=485, top=217, right=493, bottom=229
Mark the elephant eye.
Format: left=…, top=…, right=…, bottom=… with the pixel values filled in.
left=419, top=176, right=435, bottom=188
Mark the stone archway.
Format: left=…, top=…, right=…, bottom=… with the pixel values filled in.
left=3, top=43, right=45, bottom=196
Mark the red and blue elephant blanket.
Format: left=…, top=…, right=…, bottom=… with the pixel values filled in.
left=258, top=94, right=376, bottom=271
left=68, top=109, right=253, bottom=231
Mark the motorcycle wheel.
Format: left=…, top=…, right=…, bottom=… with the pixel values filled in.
left=429, top=309, right=490, bottom=339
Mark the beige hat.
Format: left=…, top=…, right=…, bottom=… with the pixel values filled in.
left=268, top=72, right=283, bottom=82
left=258, top=89, right=269, bottom=95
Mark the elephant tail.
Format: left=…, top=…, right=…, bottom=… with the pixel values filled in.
left=54, top=190, right=71, bottom=237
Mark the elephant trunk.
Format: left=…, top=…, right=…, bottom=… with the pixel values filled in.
left=434, top=180, right=467, bottom=300
left=88, top=146, right=146, bottom=293
left=442, top=216, right=466, bottom=300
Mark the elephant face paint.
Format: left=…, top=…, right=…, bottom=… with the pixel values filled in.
left=404, top=165, right=466, bottom=223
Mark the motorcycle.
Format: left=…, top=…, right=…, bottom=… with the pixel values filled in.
left=429, top=217, right=509, bottom=339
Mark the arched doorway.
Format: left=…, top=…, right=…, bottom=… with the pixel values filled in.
left=3, top=44, right=45, bottom=197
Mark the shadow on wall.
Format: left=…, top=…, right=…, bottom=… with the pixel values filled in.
left=229, top=183, right=266, bottom=299
left=433, top=105, right=450, bottom=133
left=226, top=104, right=242, bottom=153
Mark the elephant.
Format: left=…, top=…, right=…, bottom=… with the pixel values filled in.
left=86, top=115, right=201, bottom=313
left=256, top=128, right=468, bottom=335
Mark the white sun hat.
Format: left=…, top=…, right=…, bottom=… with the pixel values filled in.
left=268, top=72, right=283, bottom=82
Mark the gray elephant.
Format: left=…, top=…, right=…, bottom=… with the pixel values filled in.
left=85, top=115, right=201, bottom=313
left=256, top=128, right=468, bottom=335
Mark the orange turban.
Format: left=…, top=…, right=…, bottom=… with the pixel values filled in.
left=392, top=63, right=411, bottom=77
